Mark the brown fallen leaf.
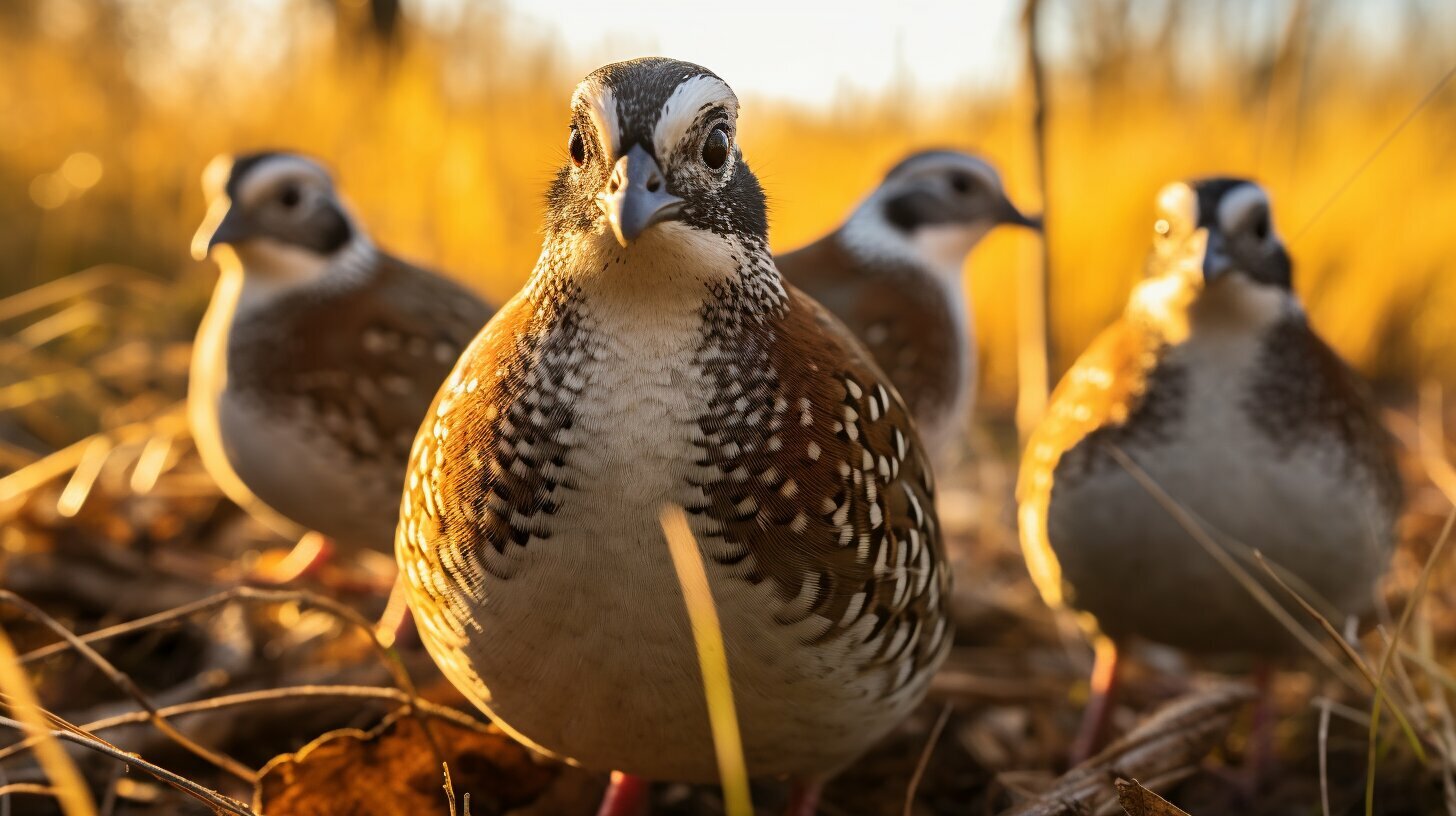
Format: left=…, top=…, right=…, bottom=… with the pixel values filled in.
left=1115, top=778, right=1193, bottom=816
left=254, top=709, right=557, bottom=815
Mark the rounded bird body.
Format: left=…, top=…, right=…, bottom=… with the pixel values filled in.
left=190, top=152, right=495, bottom=554
left=778, top=150, right=1039, bottom=453
left=397, top=59, right=951, bottom=790
left=1018, top=178, right=1401, bottom=658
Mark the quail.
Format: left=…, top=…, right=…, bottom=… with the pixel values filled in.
left=189, top=151, right=495, bottom=572
left=396, top=59, right=952, bottom=816
left=1017, top=178, right=1402, bottom=763
left=777, top=150, right=1039, bottom=452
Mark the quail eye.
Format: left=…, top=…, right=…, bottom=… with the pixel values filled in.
left=701, top=125, right=730, bottom=170
left=948, top=172, right=971, bottom=195
left=568, top=127, right=586, bottom=167
left=1252, top=210, right=1270, bottom=241
left=279, top=186, right=302, bottom=209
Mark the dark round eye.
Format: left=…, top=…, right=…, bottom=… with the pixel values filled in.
left=568, top=127, right=586, bottom=167
left=701, top=125, right=730, bottom=170
left=1252, top=210, right=1270, bottom=240
left=948, top=172, right=972, bottom=195
left=279, top=185, right=301, bottom=209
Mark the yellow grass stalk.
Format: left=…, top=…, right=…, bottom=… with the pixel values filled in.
left=659, top=504, right=752, bottom=816
left=0, top=625, right=97, bottom=816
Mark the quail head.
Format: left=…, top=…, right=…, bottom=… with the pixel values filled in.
left=777, top=150, right=1039, bottom=453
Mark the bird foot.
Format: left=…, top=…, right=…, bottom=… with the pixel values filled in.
left=784, top=780, right=823, bottom=816
left=249, top=532, right=335, bottom=584
left=595, top=771, right=648, bottom=816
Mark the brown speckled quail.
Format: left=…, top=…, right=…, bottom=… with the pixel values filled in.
left=395, top=59, right=953, bottom=816
left=190, top=152, right=495, bottom=566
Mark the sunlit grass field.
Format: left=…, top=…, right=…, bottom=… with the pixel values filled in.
left=3, top=2, right=1452, bottom=415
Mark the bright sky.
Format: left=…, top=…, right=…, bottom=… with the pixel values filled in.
left=495, top=0, right=1028, bottom=105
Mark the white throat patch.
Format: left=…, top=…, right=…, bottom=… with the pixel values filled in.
left=230, top=233, right=375, bottom=316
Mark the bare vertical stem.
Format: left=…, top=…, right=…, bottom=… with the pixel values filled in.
left=1017, top=0, right=1052, bottom=442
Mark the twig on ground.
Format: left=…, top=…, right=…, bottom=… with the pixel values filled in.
left=904, top=703, right=953, bottom=816
left=11, top=586, right=447, bottom=771
left=997, top=683, right=1254, bottom=816
left=0, top=715, right=255, bottom=816
left=0, top=589, right=257, bottom=783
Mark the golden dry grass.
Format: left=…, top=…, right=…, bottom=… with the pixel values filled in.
left=2, top=2, right=1453, bottom=415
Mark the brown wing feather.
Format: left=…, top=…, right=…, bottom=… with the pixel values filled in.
left=691, top=285, right=951, bottom=695
left=231, top=253, right=495, bottom=465
left=778, top=235, right=963, bottom=435
left=396, top=286, right=575, bottom=653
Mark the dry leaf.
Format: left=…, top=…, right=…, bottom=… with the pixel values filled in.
left=1115, top=778, right=1193, bottom=816
left=255, top=709, right=556, bottom=815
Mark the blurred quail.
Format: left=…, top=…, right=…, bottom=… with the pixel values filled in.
left=777, top=150, right=1039, bottom=452
left=396, top=59, right=952, bottom=816
left=1017, top=178, right=1402, bottom=762
left=190, top=152, right=495, bottom=562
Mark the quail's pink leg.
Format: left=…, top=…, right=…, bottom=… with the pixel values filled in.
left=1239, top=662, right=1277, bottom=794
left=785, top=779, right=823, bottom=816
left=374, top=578, right=418, bottom=649
left=251, top=531, right=334, bottom=584
left=1070, top=635, right=1121, bottom=765
left=595, top=771, right=649, bottom=816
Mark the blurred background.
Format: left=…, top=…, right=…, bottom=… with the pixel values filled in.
left=1, top=0, right=1454, bottom=436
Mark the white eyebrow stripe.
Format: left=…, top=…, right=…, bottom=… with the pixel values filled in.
left=573, top=79, right=619, bottom=161
left=652, top=75, right=736, bottom=159
left=236, top=157, right=330, bottom=208
left=1218, top=183, right=1271, bottom=232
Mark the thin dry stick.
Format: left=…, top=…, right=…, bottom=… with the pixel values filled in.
left=0, top=590, right=256, bottom=783
left=1105, top=445, right=1362, bottom=690
left=903, top=702, right=953, bottom=816
left=1292, top=62, right=1456, bottom=242
left=1365, top=509, right=1456, bottom=814
left=0, top=627, right=95, bottom=816
left=13, top=586, right=448, bottom=774
left=0, top=685, right=491, bottom=764
left=1414, top=614, right=1456, bottom=816
left=660, top=505, right=752, bottom=816
left=1318, top=693, right=1333, bottom=816
left=1250, top=553, right=1428, bottom=764
left=0, top=715, right=254, bottom=816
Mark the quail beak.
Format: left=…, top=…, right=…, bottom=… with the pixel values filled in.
left=597, top=144, right=685, bottom=247
left=998, top=199, right=1042, bottom=231
left=191, top=197, right=248, bottom=261
left=1201, top=228, right=1234, bottom=282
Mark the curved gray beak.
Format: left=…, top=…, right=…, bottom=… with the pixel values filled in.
left=1202, top=228, right=1233, bottom=282
left=597, top=144, right=684, bottom=247
left=999, top=199, right=1042, bottom=231
left=191, top=197, right=249, bottom=261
